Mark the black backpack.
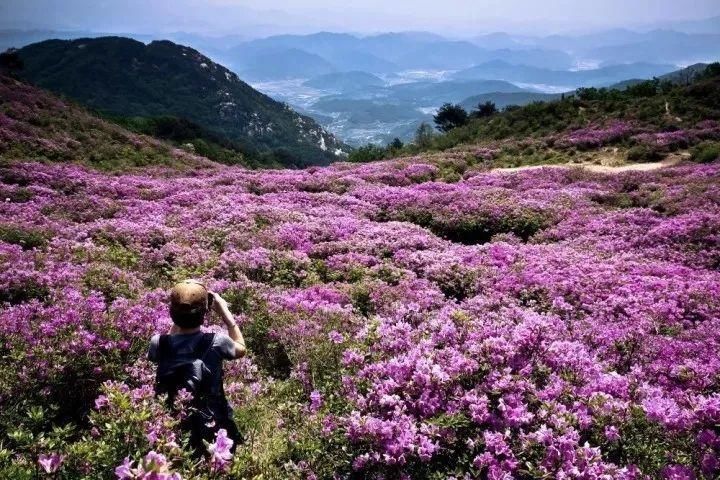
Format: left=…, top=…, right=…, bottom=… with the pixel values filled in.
left=155, top=332, right=216, bottom=405
left=154, top=333, right=241, bottom=456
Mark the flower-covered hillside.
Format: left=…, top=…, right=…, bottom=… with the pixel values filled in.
left=356, top=65, right=720, bottom=169
left=1, top=155, right=719, bottom=479
left=0, top=75, right=217, bottom=169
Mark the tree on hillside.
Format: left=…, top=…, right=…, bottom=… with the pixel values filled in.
left=415, top=122, right=435, bottom=148
left=434, top=103, right=469, bottom=132
left=0, top=49, right=23, bottom=77
left=472, top=101, right=498, bottom=119
left=349, top=143, right=386, bottom=163
left=388, top=137, right=404, bottom=151
left=625, top=79, right=660, bottom=98
left=698, top=62, right=720, bottom=81
left=576, top=87, right=602, bottom=101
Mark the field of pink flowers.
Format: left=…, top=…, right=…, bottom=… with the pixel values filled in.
left=1, top=156, right=719, bottom=479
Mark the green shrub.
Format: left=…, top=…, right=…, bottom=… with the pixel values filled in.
left=223, top=286, right=292, bottom=378
left=0, top=224, right=51, bottom=250
left=348, top=144, right=387, bottom=163
left=82, top=265, right=138, bottom=303
left=626, top=145, right=664, bottom=163
left=400, top=207, right=553, bottom=245
left=691, top=142, right=720, bottom=163
left=0, top=278, right=50, bottom=305
left=0, top=186, right=33, bottom=202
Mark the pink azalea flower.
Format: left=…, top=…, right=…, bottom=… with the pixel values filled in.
left=38, top=453, right=64, bottom=473
left=207, top=429, right=234, bottom=472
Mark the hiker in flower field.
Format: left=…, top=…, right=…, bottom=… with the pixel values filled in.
left=148, top=280, right=247, bottom=455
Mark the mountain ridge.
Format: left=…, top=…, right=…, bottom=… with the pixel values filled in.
left=14, top=36, right=348, bottom=167
left=453, top=60, right=677, bottom=87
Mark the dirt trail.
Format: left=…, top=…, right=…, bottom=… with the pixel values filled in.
left=494, top=154, right=686, bottom=174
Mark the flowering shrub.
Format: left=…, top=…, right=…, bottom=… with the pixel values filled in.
left=630, top=122, right=720, bottom=153
left=1, top=156, right=719, bottom=479
left=555, top=121, right=637, bottom=150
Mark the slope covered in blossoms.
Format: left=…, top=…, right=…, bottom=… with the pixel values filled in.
left=1, top=154, right=719, bottom=479
left=0, top=75, right=219, bottom=170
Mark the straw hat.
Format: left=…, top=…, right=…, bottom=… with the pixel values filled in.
left=170, top=280, right=210, bottom=316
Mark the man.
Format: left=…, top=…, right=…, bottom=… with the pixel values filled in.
left=148, top=280, right=246, bottom=454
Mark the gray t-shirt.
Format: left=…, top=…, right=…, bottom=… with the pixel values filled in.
left=149, top=332, right=236, bottom=416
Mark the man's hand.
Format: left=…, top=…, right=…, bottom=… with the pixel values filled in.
left=208, top=291, right=247, bottom=358
left=209, top=291, right=231, bottom=321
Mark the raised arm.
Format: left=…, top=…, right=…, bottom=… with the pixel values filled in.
left=209, top=292, right=247, bottom=359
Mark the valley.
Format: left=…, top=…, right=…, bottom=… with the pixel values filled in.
left=218, top=30, right=711, bottom=146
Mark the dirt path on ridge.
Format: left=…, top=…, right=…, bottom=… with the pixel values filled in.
left=494, top=153, right=687, bottom=174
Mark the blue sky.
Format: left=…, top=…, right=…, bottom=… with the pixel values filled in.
left=2, top=0, right=720, bottom=36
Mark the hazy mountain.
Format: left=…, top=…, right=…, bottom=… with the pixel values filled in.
left=453, top=60, right=677, bottom=88
left=158, top=32, right=248, bottom=60
left=484, top=48, right=574, bottom=70
left=228, top=33, right=401, bottom=75
left=658, top=63, right=715, bottom=84
left=227, top=31, right=575, bottom=79
left=537, top=28, right=647, bottom=51
left=586, top=31, right=720, bottom=65
left=304, top=71, right=384, bottom=92
left=231, top=32, right=361, bottom=61
left=610, top=63, right=714, bottom=90
left=311, top=98, right=421, bottom=122
left=470, top=32, right=534, bottom=50
left=1, top=29, right=97, bottom=51
left=320, top=50, right=398, bottom=74
left=391, top=40, right=485, bottom=69
left=229, top=47, right=337, bottom=80
left=0, top=29, right=253, bottom=70
left=388, top=41, right=574, bottom=71
left=387, top=79, right=525, bottom=104
left=359, top=32, right=447, bottom=59
left=649, top=15, right=720, bottom=35
left=470, top=28, right=720, bottom=66
left=229, top=32, right=427, bottom=76
left=521, top=29, right=720, bottom=65
left=15, top=37, right=347, bottom=166
left=461, top=91, right=562, bottom=111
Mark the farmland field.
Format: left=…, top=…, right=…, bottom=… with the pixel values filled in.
left=1, top=155, right=719, bottom=479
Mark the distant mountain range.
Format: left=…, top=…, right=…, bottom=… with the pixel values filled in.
left=453, top=60, right=677, bottom=88
left=14, top=36, right=347, bottom=166
left=225, top=32, right=576, bottom=80
left=3, top=24, right=719, bottom=150
left=585, top=31, right=720, bottom=65
left=217, top=28, right=720, bottom=81
left=608, top=63, right=713, bottom=90
left=192, top=28, right=719, bottom=146
left=230, top=47, right=336, bottom=81
left=4, top=26, right=719, bottom=78
left=471, top=28, right=720, bottom=65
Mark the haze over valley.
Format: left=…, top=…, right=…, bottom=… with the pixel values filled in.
left=3, top=2, right=720, bottom=147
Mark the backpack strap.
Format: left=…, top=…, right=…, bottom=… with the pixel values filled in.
left=158, top=334, right=171, bottom=360
left=157, top=333, right=213, bottom=362
left=192, top=332, right=215, bottom=360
